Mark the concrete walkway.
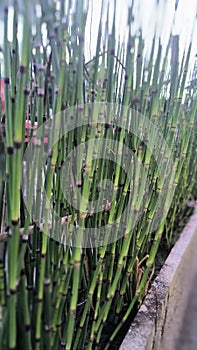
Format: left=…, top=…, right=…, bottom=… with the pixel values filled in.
left=175, top=272, right=197, bottom=350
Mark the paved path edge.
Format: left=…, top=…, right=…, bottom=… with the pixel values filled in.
left=120, top=206, right=197, bottom=350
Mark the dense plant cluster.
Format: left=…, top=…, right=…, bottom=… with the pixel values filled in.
left=0, top=1, right=196, bottom=349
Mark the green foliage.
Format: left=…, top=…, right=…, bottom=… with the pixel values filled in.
left=0, top=1, right=196, bottom=349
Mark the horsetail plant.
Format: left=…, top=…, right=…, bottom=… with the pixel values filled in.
left=0, top=1, right=196, bottom=350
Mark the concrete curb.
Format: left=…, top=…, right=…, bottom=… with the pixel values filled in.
left=120, top=206, right=197, bottom=350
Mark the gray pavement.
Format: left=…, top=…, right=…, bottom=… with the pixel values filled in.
left=175, top=272, right=197, bottom=350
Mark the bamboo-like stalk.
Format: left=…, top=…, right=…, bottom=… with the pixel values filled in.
left=0, top=1, right=196, bottom=350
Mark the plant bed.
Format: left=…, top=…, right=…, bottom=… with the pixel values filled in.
left=120, top=204, right=197, bottom=350
left=0, top=2, right=197, bottom=350
left=95, top=204, right=196, bottom=350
